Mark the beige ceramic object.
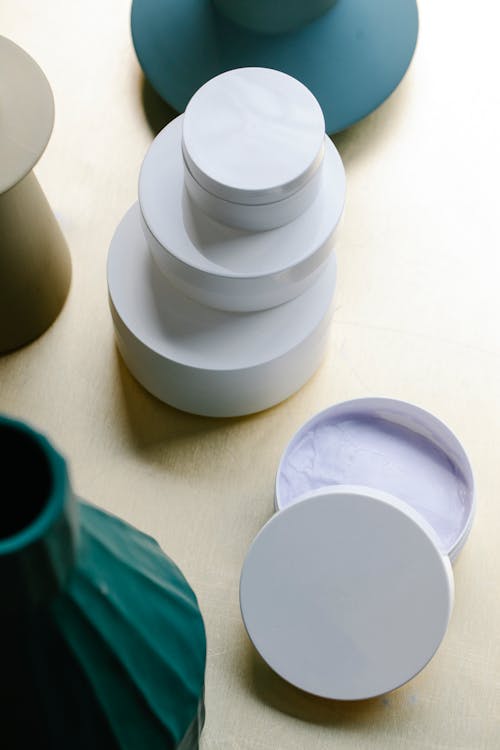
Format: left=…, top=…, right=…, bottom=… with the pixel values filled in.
left=0, top=36, right=71, bottom=354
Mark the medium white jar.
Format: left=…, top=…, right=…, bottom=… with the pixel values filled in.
left=139, top=68, right=345, bottom=313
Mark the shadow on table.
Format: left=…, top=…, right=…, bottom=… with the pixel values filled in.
left=113, top=348, right=237, bottom=446
left=332, top=67, right=416, bottom=170
left=242, top=641, right=406, bottom=728
left=141, top=77, right=179, bottom=135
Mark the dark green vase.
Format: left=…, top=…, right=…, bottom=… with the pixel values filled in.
left=0, top=415, right=206, bottom=749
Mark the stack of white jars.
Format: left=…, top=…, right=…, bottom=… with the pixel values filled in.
left=108, top=68, right=345, bottom=416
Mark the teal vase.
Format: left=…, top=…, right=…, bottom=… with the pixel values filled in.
left=0, top=415, right=206, bottom=749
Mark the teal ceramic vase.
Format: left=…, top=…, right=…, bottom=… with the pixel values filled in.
left=0, top=415, right=206, bottom=749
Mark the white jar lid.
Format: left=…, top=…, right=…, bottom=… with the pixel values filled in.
left=181, top=68, right=325, bottom=206
left=240, top=486, right=454, bottom=701
left=275, top=398, right=475, bottom=562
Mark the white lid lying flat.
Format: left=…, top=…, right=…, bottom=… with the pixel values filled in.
left=240, top=487, right=454, bottom=701
left=181, top=68, right=325, bottom=205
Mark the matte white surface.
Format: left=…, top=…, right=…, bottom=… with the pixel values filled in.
left=140, top=116, right=345, bottom=311
left=275, top=398, right=475, bottom=561
left=182, top=150, right=324, bottom=231
left=108, top=204, right=336, bottom=416
left=240, top=488, right=454, bottom=700
left=181, top=68, right=325, bottom=204
left=1, top=2, right=498, bottom=747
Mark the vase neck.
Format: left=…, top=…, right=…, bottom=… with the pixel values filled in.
left=213, top=0, right=337, bottom=34
left=0, top=417, right=77, bottom=613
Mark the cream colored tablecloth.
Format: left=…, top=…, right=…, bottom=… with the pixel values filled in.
left=1, top=1, right=499, bottom=747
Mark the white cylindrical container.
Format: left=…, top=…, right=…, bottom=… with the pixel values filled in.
left=108, top=204, right=337, bottom=417
left=0, top=36, right=71, bottom=353
left=213, top=0, right=336, bottom=35
left=110, top=68, right=344, bottom=415
left=275, top=398, right=475, bottom=562
left=139, top=69, right=345, bottom=313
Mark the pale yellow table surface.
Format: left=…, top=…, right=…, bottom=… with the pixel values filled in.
left=1, top=1, right=499, bottom=748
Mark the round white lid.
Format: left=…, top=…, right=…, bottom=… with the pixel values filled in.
left=240, top=486, right=454, bottom=700
left=274, top=398, right=475, bottom=562
left=0, top=36, right=54, bottom=193
left=181, top=68, right=325, bottom=205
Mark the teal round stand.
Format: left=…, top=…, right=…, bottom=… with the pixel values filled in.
left=131, top=0, right=418, bottom=134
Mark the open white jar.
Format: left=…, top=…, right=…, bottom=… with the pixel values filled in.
left=240, top=398, right=475, bottom=699
left=181, top=67, right=326, bottom=231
